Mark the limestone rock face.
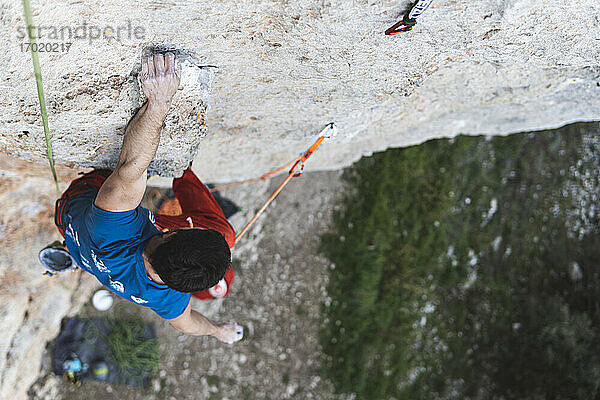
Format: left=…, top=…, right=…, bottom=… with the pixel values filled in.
left=0, top=2, right=599, bottom=399
left=0, top=0, right=598, bottom=179
left=0, top=156, right=99, bottom=400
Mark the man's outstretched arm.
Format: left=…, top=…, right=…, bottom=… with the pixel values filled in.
left=167, top=302, right=244, bottom=344
left=95, top=53, right=181, bottom=212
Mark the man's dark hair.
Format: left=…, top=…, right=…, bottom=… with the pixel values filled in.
left=151, top=228, right=231, bottom=293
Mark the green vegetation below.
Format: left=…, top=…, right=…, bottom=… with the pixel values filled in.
left=320, top=122, right=600, bottom=399
left=84, top=304, right=159, bottom=383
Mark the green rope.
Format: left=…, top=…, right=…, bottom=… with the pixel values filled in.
left=22, top=0, right=60, bottom=195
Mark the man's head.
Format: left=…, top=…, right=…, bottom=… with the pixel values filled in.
left=150, top=228, right=231, bottom=293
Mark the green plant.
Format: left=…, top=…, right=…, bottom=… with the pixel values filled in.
left=85, top=304, right=159, bottom=381
left=104, top=319, right=158, bottom=377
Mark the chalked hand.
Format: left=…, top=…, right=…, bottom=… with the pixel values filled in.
left=215, top=323, right=244, bottom=344
left=140, top=52, right=181, bottom=108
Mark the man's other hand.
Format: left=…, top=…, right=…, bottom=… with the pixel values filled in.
left=140, top=52, right=181, bottom=108
left=214, top=323, right=244, bottom=344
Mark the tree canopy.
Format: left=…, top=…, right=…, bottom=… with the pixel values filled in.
left=320, top=123, right=600, bottom=400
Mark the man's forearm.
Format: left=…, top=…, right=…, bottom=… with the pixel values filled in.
left=116, top=53, right=181, bottom=182
left=174, top=309, right=219, bottom=337
left=168, top=303, right=243, bottom=343
left=116, top=102, right=169, bottom=181
left=93, top=53, right=180, bottom=212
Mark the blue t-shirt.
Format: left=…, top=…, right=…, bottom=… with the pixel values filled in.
left=62, top=190, right=191, bottom=319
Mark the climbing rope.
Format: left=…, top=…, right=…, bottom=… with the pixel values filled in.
left=22, top=0, right=60, bottom=195
left=385, top=0, right=434, bottom=35
left=209, top=158, right=300, bottom=192
left=234, top=123, right=337, bottom=244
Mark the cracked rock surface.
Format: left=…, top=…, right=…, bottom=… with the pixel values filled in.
left=1, top=0, right=599, bottom=179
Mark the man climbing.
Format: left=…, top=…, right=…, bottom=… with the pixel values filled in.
left=53, top=52, right=243, bottom=344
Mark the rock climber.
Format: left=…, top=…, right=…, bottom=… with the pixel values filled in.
left=52, top=52, right=243, bottom=344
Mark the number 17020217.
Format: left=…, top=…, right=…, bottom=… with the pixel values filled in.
left=20, top=42, right=72, bottom=53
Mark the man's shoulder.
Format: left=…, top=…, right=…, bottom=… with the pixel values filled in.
left=86, top=204, right=160, bottom=244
